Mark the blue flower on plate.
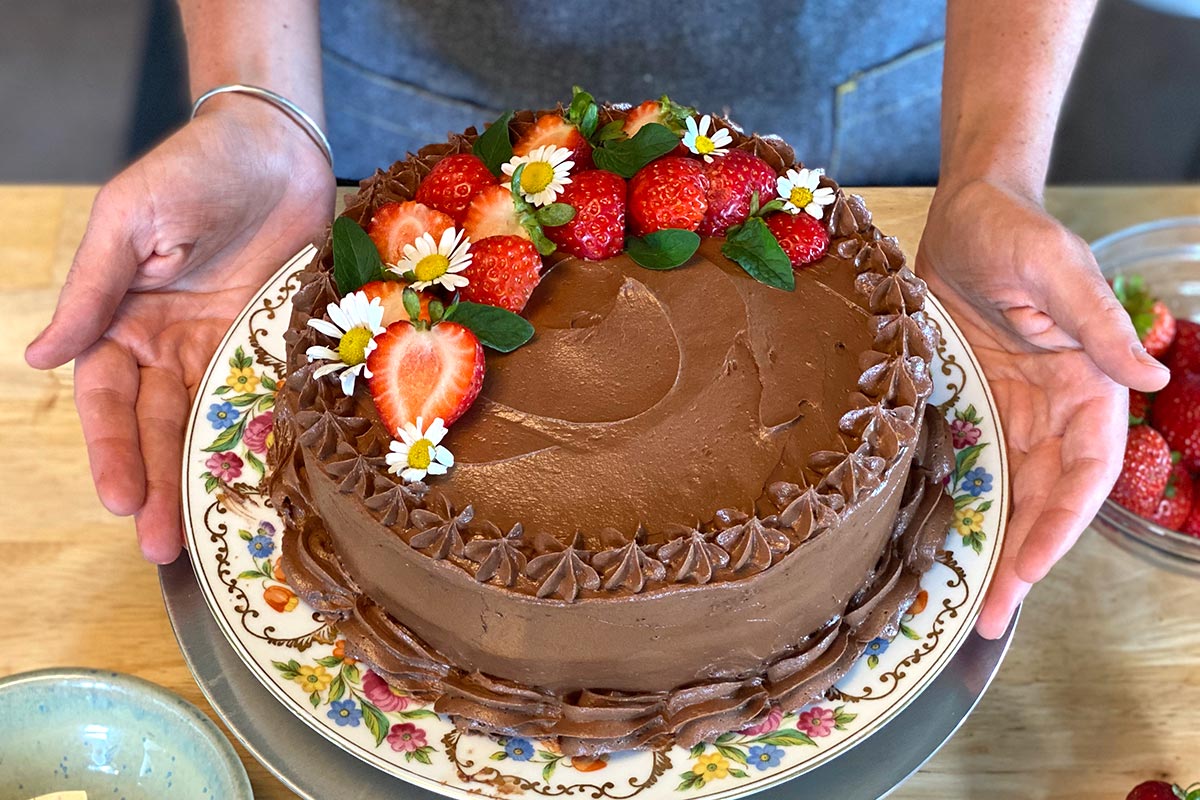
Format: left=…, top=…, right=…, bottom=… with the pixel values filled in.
left=865, top=637, right=890, bottom=657
left=327, top=699, right=361, bottom=727
left=748, top=744, right=784, bottom=771
left=207, top=402, right=239, bottom=430
left=248, top=535, right=274, bottom=558
left=504, top=737, right=534, bottom=761
left=961, top=467, right=993, bottom=497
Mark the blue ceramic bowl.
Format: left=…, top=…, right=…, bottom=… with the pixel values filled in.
left=0, top=668, right=252, bottom=800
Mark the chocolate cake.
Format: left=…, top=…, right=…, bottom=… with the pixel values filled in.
left=269, top=98, right=955, bottom=756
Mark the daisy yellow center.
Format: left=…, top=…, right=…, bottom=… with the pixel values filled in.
left=337, top=327, right=373, bottom=366
left=694, top=135, right=715, bottom=154
left=407, top=439, right=433, bottom=470
left=520, top=161, right=555, bottom=194
left=413, top=253, right=451, bottom=282
left=789, top=186, right=814, bottom=208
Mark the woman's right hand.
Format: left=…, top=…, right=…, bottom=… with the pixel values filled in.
left=25, top=97, right=336, bottom=563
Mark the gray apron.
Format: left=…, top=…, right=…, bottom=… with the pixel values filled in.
left=320, top=0, right=945, bottom=185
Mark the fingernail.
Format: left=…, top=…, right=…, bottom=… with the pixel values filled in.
left=1131, top=342, right=1169, bottom=372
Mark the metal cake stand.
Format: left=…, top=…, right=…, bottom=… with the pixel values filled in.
left=160, top=554, right=1017, bottom=800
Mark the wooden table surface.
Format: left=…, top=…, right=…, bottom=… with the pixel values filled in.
left=3, top=185, right=1198, bottom=798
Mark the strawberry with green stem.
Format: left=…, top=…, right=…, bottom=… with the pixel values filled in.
left=1126, top=780, right=1200, bottom=800
left=1114, top=274, right=1176, bottom=358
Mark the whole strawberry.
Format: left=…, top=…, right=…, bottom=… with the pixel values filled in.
left=1114, top=274, right=1176, bottom=358
left=1149, top=463, right=1195, bottom=530
left=1129, top=389, right=1152, bottom=425
left=764, top=212, right=830, bottom=268
left=1183, top=495, right=1200, bottom=538
left=414, top=154, right=498, bottom=225
left=627, top=156, right=710, bottom=236
left=1127, top=780, right=1200, bottom=800
left=1109, top=424, right=1173, bottom=516
left=1150, top=372, right=1200, bottom=472
left=1167, top=318, right=1200, bottom=377
left=697, top=151, right=779, bottom=237
left=458, top=235, right=543, bottom=313
left=543, top=169, right=626, bottom=260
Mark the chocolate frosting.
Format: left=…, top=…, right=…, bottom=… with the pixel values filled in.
left=268, top=105, right=954, bottom=754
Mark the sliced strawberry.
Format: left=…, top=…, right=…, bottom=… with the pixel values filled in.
left=1167, top=318, right=1200, bottom=377
left=1149, top=463, right=1195, bottom=530
left=514, top=113, right=593, bottom=170
left=623, top=96, right=694, bottom=139
left=543, top=169, right=626, bottom=260
left=414, top=154, right=498, bottom=225
left=764, top=212, right=830, bottom=268
left=1150, top=371, right=1200, bottom=472
left=359, top=280, right=431, bottom=326
left=1114, top=275, right=1176, bottom=358
left=463, top=185, right=530, bottom=243
left=1109, top=424, right=1173, bottom=516
left=459, top=235, right=543, bottom=312
left=367, top=201, right=454, bottom=266
left=698, top=150, right=778, bottom=237
left=367, top=320, right=485, bottom=431
left=627, top=156, right=709, bottom=236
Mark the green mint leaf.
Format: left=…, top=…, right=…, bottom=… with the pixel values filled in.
left=595, top=119, right=627, bottom=142
left=536, top=203, right=576, bottom=227
left=626, top=229, right=701, bottom=270
left=579, top=103, right=599, bottom=140
left=473, top=110, right=515, bottom=177
left=592, top=122, right=680, bottom=178
left=721, top=217, right=795, bottom=291
left=401, top=287, right=420, bottom=321
left=444, top=301, right=534, bottom=352
left=332, top=216, right=385, bottom=296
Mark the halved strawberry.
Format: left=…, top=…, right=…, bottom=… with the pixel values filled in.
left=414, top=154, right=498, bottom=224
left=359, top=280, right=431, bottom=326
left=459, top=235, right=543, bottom=312
left=367, top=320, right=485, bottom=432
left=463, top=185, right=530, bottom=243
left=543, top=169, right=626, bottom=260
left=623, top=95, right=694, bottom=137
left=514, top=114, right=593, bottom=170
left=698, top=150, right=779, bottom=237
left=367, top=201, right=454, bottom=266
left=765, top=212, right=830, bottom=268
left=627, top=156, right=709, bottom=236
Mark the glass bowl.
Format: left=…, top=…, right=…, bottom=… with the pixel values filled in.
left=1091, top=216, right=1200, bottom=575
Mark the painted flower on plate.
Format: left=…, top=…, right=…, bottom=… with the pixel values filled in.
left=225, top=366, right=259, bottom=393
left=305, top=291, right=387, bottom=396
left=502, top=145, right=575, bottom=207
left=257, top=520, right=276, bottom=537
left=206, top=401, right=239, bottom=430
left=294, top=665, right=332, bottom=693
left=950, top=419, right=981, bottom=449
left=386, top=416, right=454, bottom=482
left=955, top=508, right=985, bottom=537
left=391, top=227, right=473, bottom=292
left=504, top=737, right=534, bottom=761
left=962, top=467, right=993, bottom=497
left=327, top=698, right=362, bottom=728
left=264, top=584, right=297, bottom=613
left=362, top=669, right=409, bottom=712
left=740, top=705, right=783, bottom=736
left=247, top=535, right=274, bottom=558
left=748, top=744, right=784, bottom=771
left=387, top=722, right=427, bottom=753
left=682, top=115, right=732, bottom=163
left=776, top=167, right=836, bottom=220
left=205, top=451, right=243, bottom=482
left=691, top=752, right=730, bottom=783
left=243, top=411, right=274, bottom=454
left=865, top=637, right=890, bottom=657
left=332, top=639, right=355, bottom=664
left=797, top=706, right=836, bottom=737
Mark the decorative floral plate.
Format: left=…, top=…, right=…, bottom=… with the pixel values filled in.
left=181, top=246, right=1007, bottom=800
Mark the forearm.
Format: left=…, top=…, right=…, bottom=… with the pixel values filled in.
left=179, top=0, right=325, bottom=126
left=939, top=0, right=1097, bottom=199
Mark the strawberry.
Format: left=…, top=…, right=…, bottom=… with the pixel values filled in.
left=1127, top=781, right=1200, bottom=800
left=1167, top=318, right=1200, bottom=377
left=463, top=185, right=530, bottom=243
left=623, top=95, right=694, bottom=138
left=764, top=212, right=831, bottom=268
left=1109, top=424, right=1173, bottom=516
left=367, top=320, right=485, bottom=431
left=514, top=113, right=593, bottom=171
left=1114, top=274, right=1176, bottom=358
left=359, top=280, right=431, bottom=326
left=697, top=150, right=779, bottom=237
left=1150, top=371, right=1200, bottom=472
left=1129, top=389, right=1152, bottom=425
left=458, top=235, right=543, bottom=313
left=627, top=156, right=709, bottom=236
left=1183, top=495, right=1200, bottom=538
left=367, top=201, right=454, bottom=266
left=414, top=154, right=498, bottom=225
left=1149, top=463, right=1195, bottom=530
left=543, top=169, right=626, bottom=260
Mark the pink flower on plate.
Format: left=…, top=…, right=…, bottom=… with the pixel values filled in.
left=387, top=722, right=427, bottom=753
left=243, top=411, right=274, bottom=454
left=950, top=419, right=981, bottom=449
left=363, top=669, right=410, bottom=712
left=740, top=705, right=783, bottom=736
left=796, top=707, right=836, bottom=738
left=205, top=451, right=244, bottom=482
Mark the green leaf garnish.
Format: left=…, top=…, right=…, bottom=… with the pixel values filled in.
left=536, top=202, right=576, bottom=227
left=567, top=86, right=599, bottom=139
left=594, top=119, right=626, bottom=142
left=509, top=164, right=558, bottom=255
left=654, top=94, right=698, bottom=133
left=592, top=123, right=680, bottom=178
left=525, top=225, right=558, bottom=257
left=473, top=110, right=515, bottom=177
left=626, top=229, right=701, bottom=270
left=721, top=217, right=795, bottom=291
left=332, top=216, right=386, bottom=296
left=444, top=300, right=535, bottom=352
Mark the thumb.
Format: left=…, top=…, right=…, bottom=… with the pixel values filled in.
left=26, top=183, right=145, bottom=369
left=1042, top=246, right=1170, bottom=393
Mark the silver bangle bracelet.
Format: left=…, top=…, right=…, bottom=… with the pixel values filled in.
left=191, top=83, right=334, bottom=169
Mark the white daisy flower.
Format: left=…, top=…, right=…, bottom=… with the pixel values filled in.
left=501, top=145, right=574, bottom=207
left=386, top=416, right=455, bottom=482
left=392, top=227, right=473, bottom=292
left=305, top=291, right=387, bottom=396
left=776, top=167, right=836, bottom=220
left=681, top=115, right=732, bottom=163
